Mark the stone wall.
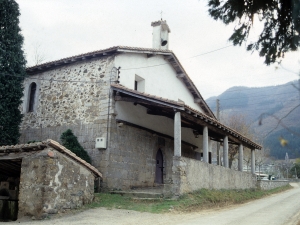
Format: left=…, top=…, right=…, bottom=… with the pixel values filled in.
left=20, top=123, right=106, bottom=167
left=95, top=118, right=201, bottom=191
left=18, top=148, right=95, bottom=219
left=98, top=121, right=174, bottom=190
left=20, top=55, right=116, bottom=155
left=257, top=180, right=289, bottom=190
left=171, top=156, right=257, bottom=196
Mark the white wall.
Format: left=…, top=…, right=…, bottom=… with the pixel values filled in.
left=115, top=101, right=201, bottom=147
left=115, top=53, right=204, bottom=113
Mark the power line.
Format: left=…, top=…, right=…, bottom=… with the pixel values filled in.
left=279, top=64, right=299, bottom=75
left=1, top=73, right=298, bottom=109
left=187, top=45, right=234, bottom=59
left=120, top=45, right=234, bottom=71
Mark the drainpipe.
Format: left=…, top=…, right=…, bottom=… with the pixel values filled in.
left=105, top=66, right=120, bottom=149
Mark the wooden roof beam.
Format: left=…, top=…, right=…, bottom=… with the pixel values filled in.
left=194, top=98, right=201, bottom=103
left=176, top=73, right=185, bottom=78
left=181, top=112, right=259, bottom=149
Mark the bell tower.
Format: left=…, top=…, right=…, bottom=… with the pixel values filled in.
left=151, top=20, right=171, bottom=50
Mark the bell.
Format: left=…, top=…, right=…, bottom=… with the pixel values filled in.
left=161, top=39, right=167, bottom=46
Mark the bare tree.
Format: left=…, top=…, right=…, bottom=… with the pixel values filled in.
left=243, top=148, right=252, bottom=172
left=33, top=43, right=46, bottom=66
left=256, top=148, right=270, bottom=175
left=223, top=114, right=255, bottom=168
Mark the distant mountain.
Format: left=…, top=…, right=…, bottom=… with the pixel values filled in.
left=206, top=80, right=300, bottom=159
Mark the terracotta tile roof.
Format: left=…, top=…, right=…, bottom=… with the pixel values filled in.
left=25, top=45, right=215, bottom=119
left=111, top=83, right=184, bottom=107
left=26, top=46, right=173, bottom=72
left=112, top=84, right=262, bottom=150
left=0, top=140, right=102, bottom=178
left=183, top=105, right=262, bottom=149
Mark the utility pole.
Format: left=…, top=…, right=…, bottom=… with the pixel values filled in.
left=216, top=99, right=220, bottom=165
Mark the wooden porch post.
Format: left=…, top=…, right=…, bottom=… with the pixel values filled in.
left=174, top=111, right=181, bottom=157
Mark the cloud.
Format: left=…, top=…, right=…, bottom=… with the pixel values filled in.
left=16, top=0, right=299, bottom=98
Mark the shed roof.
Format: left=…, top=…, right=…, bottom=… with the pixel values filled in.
left=0, top=139, right=102, bottom=178
left=112, top=83, right=262, bottom=150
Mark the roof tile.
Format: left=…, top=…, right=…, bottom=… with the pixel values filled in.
left=0, top=140, right=102, bottom=178
left=111, top=84, right=262, bottom=149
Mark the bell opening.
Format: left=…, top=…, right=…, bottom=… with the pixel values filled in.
left=161, top=40, right=167, bottom=46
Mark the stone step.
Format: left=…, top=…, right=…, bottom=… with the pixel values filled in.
left=110, top=190, right=164, bottom=199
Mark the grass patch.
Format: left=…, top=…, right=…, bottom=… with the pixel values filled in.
left=86, top=193, right=181, bottom=213
left=86, top=185, right=292, bottom=214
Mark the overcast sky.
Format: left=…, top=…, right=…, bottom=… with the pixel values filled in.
left=16, top=0, right=300, bottom=99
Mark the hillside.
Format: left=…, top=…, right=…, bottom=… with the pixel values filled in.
left=206, top=80, right=300, bottom=159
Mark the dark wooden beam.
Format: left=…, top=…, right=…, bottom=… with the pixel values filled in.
left=179, top=113, right=257, bottom=148
left=113, top=93, right=184, bottom=110
left=146, top=109, right=174, bottom=120
left=115, top=96, right=173, bottom=109
left=164, top=55, right=173, bottom=60
left=176, top=73, right=185, bottom=78
left=147, top=54, right=155, bottom=58
left=116, top=119, right=198, bottom=149
left=0, top=152, right=37, bottom=160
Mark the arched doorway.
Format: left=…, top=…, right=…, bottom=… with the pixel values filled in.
left=155, top=149, right=163, bottom=184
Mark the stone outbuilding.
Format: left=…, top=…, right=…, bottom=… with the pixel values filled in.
left=0, top=139, right=102, bottom=221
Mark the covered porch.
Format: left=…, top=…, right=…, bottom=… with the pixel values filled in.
left=111, top=84, right=262, bottom=195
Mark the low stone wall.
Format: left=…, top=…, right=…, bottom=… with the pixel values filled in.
left=18, top=148, right=95, bottom=219
left=257, top=180, right=289, bottom=190
left=170, top=156, right=257, bottom=196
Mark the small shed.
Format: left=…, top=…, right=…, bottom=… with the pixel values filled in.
left=0, top=139, right=102, bottom=221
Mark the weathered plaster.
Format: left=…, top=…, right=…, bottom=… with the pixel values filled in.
left=18, top=148, right=94, bottom=219
left=115, top=53, right=204, bottom=112
left=257, top=180, right=289, bottom=190
left=115, top=101, right=202, bottom=147
left=170, top=156, right=257, bottom=196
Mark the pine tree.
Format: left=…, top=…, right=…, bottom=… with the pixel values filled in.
left=0, top=0, right=27, bottom=146
left=60, top=129, right=92, bottom=164
left=208, top=0, right=300, bottom=65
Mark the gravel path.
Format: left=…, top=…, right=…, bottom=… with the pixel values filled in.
left=8, top=183, right=300, bottom=225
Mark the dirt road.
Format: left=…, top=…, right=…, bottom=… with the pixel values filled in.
left=10, top=183, right=300, bottom=225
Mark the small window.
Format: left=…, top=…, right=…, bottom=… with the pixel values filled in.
left=134, top=75, right=145, bottom=92
left=134, top=80, right=138, bottom=91
left=28, top=82, right=37, bottom=112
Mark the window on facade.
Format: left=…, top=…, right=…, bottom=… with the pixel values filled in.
left=134, top=75, right=145, bottom=92
left=134, top=81, right=138, bottom=91
left=28, top=82, right=37, bottom=112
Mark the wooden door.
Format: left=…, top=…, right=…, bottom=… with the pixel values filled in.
left=155, top=149, right=163, bottom=184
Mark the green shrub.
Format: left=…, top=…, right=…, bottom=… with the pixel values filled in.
left=60, top=129, right=91, bottom=164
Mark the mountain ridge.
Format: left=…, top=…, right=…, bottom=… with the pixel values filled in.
left=206, top=80, right=300, bottom=159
